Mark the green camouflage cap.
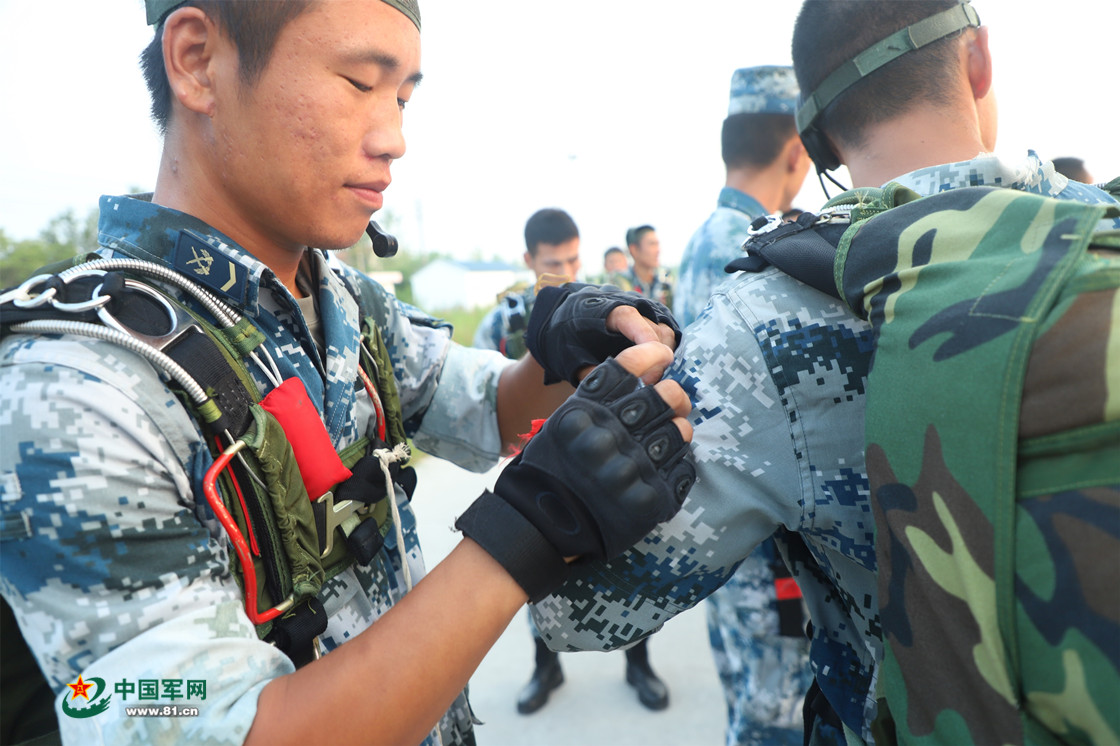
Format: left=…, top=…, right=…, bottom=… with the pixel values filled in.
left=145, top=0, right=420, bottom=31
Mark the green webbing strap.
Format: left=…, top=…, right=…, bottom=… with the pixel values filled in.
left=1103, top=175, right=1120, bottom=201
left=240, top=406, right=325, bottom=604
left=796, top=1, right=981, bottom=132
left=362, top=318, right=408, bottom=450
left=222, top=317, right=267, bottom=358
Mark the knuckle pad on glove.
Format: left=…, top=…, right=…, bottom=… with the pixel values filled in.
left=612, top=387, right=674, bottom=433
left=505, top=356, right=697, bottom=561
left=577, top=357, right=637, bottom=402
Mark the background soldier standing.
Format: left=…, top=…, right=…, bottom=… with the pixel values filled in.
left=675, top=65, right=819, bottom=746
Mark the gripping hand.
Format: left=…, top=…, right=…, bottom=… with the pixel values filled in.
left=526, top=283, right=681, bottom=386
left=455, top=358, right=695, bottom=602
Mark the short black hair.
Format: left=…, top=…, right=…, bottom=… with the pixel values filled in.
left=604, top=246, right=625, bottom=261
left=626, top=225, right=655, bottom=248
left=524, top=208, right=579, bottom=256
left=721, top=112, right=798, bottom=169
left=140, top=0, right=314, bottom=135
left=792, top=0, right=962, bottom=152
left=1051, top=157, right=1091, bottom=183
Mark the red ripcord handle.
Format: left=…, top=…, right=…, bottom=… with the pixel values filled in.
left=203, top=441, right=293, bottom=625
left=774, top=576, right=803, bottom=601
left=259, top=378, right=352, bottom=501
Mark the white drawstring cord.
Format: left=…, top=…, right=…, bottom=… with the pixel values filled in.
left=373, top=442, right=414, bottom=593
left=374, top=442, right=447, bottom=746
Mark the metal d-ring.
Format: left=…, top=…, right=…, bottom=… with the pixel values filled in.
left=95, top=278, right=186, bottom=349
left=5, top=273, right=59, bottom=308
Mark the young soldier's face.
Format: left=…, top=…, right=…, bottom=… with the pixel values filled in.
left=211, top=0, right=421, bottom=256
left=630, top=232, right=660, bottom=270
left=604, top=251, right=628, bottom=274
left=526, top=238, right=581, bottom=281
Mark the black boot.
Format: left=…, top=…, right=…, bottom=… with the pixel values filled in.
left=517, top=637, right=564, bottom=714
left=624, top=639, right=669, bottom=711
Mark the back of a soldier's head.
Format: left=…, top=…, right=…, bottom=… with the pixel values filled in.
left=1052, top=157, right=1093, bottom=184
left=792, top=0, right=964, bottom=152
left=721, top=66, right=800, bottom=170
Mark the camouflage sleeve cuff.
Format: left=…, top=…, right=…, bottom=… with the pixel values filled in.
left=410, top=343, right=511, bottom=472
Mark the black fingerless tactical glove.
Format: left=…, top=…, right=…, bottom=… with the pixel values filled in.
left=525, top=283, right=681, bottom=386
left=455, top=358, right=695, bottom=602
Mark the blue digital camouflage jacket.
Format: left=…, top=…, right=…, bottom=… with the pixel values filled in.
left=674, top=186, right=768, bottom=327
left=0, top=194, right=513, bottom=745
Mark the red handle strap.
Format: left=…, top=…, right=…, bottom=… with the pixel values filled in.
left=203, top=440, right=294, bottom=625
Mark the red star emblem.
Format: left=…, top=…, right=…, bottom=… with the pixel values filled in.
left=67, top=675, right=93, bottom=701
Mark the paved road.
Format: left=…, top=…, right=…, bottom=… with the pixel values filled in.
left=410, top=455, right=726, bottom=746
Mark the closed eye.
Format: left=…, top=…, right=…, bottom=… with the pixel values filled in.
left=345, top=77, right=372, bottom=93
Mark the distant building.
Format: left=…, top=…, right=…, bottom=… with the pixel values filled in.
left=410, top=259, right=531, bottom=310
left=367, top=271, right=404, bottom=296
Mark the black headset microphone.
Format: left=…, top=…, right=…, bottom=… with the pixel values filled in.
left=366, top=220, right=399, bottom=258
left=795, top=0, right=981, bottom=195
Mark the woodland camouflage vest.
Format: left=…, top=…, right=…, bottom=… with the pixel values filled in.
left=832, top=184, right=1120, bottom=746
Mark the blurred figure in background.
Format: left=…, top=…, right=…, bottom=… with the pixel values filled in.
left=675, top=66, right=811, bottom=328
left=473, top=208, right=581, bottom=358
left=1052, top=156, right=1093, bottom=183
left=609, top=225, right=674, bottom=309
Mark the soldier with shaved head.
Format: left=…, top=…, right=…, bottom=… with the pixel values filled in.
left=534, top=3, right=1119, bottom=745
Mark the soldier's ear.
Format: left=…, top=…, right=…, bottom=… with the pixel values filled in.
left=964, top=26, right=993, bottom=100
left=784, top=135, right=807, bottom=173
left=162, top=6, right=222, bottom=117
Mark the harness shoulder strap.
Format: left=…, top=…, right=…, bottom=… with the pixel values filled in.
left=725, top=212, right=847, bottom=299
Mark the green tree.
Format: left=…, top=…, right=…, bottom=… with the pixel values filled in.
left=0, top=208, right=100, bottom=287
left=38, top=209, right=99, bottom=254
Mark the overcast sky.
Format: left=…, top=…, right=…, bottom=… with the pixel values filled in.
left=1, top=0, right=1116, bottom=273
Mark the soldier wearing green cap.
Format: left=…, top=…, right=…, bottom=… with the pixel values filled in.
left=0, top=2, right=693, bottom=745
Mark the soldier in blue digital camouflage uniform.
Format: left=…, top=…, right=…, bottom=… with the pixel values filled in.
left=608, top=225, right=675, bottom=309
left=675, top=66, right=817, bottom=746
left=0, top=2, right=694, bottom=745
left=472, top=208, right=582, bottom=359
left=532, top=2, right=1119, bottom=745
left=674, top=66, right=811, bottom=328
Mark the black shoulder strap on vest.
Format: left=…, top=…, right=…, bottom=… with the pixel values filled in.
left=724, top=212, right=847, bottom=300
